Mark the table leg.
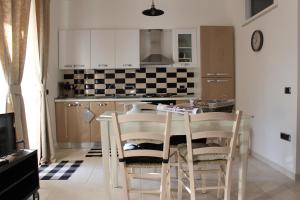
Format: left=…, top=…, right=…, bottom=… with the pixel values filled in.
left=100, top=121, right=112, bottom=198
left=110, top=132, right=119, bottom=188
left=238, top=121, right=250, bottom=200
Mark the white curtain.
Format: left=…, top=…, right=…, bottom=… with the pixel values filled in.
left=22, top=0, right=41, bottom=153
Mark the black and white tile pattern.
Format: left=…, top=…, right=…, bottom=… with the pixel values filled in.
left=63, top=67, right=195, bottom=96
left=85, top=148, right=102, bottom=157
left=39, top=160, right=83, bottom=180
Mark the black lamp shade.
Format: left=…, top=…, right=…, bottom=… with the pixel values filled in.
left=142, top=1, right=164, bottom=16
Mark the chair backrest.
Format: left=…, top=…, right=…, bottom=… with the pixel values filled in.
left=184, top=111, right=242, bottom=161
left=112, top=112, right=172, bottom=162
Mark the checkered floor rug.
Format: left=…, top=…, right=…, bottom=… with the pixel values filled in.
left=39, top=160, right=83, bottom=180
left=85, top=148, right=102, bottom=157
left=85, top=148, right=118, bottom=157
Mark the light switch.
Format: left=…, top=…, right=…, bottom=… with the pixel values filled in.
left=284, top=87, right=291, bottom=94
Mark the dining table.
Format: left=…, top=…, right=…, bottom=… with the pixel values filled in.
left=96, top=111, right=252, bottom=200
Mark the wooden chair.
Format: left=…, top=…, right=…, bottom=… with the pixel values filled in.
left=177, top=111, right=242, bottom=200
left=112, top=112, right=172, bottom=200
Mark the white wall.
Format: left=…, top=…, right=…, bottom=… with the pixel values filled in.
left=48, top=0, right=232, bottom=145
left=228, top=0, right=299, bottom=177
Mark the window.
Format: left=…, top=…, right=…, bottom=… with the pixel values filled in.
left=245, top=0, right=277, bottom=23
left=251, top=0, right=274, bottom=17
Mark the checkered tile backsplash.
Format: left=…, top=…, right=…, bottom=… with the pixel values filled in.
left=63, top=67, right=195, bottom=96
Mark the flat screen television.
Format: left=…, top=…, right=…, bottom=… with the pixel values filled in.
left=0, top=113, right=16, bottom=157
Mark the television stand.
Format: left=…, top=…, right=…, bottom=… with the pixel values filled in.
left=0, top=150, right=40, bottom=200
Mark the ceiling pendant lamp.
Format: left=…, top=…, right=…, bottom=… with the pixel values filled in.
left=142, top=0, right=164, bottom=16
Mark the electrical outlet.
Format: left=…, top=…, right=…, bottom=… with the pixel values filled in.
left=284, top=87, right=291, bottom=94
left=280, top=132, right=291, bottom=142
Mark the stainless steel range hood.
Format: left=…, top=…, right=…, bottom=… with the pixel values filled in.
left=140, top=29, right=173, bottom=65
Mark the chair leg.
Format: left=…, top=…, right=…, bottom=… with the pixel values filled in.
left=188, top=161, right=196, bottom=200
left=177, top=166, right=182, bottom=200
left=201, top=173, right=207, bottom=194
left=160, top=163, right=168, bottom=200
left=121, top=163, right=130, bottom=200
left=217, top=170, right=222, bottom=199
left=224, top=162, right=233, bottom=200
left=167, top=165, right=171, bottom=200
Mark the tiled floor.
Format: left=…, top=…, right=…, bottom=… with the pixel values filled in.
left=38, top=149, right=300, bottom=200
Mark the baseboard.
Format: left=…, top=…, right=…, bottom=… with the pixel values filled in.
left=251, top=151, right=296, bottom=180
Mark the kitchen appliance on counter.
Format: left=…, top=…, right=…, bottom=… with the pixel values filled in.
left=140, top=29, right=173, bottom=65
left=58, top=82, right=76, bottom=98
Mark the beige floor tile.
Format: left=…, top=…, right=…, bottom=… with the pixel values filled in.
left=38, top=149, right=300, bottom=200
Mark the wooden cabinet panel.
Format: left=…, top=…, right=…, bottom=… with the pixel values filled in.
left=59, top=30, right=90, bottom=70
left=55, top=103, right=67, bottom=143
left=55, top=102, right=91, bottom=143
left=90, top=102, right=115, bottom=143
left=201, top=26, right=234, bottom=77
left=66, top=102, right=91, bottom=143
left=202, top=78, right=235, bottom=100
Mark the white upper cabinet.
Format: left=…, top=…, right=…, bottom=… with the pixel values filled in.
left=59, top=30, right=91, bottom=69
left=172, top=29, right=197, bottom=68
left=115, top=30, right=140, bottom=69
left=91, top=30, right=115, bottom=69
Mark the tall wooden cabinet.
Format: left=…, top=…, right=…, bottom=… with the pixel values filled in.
left=200, top=26, right=235, bottom=100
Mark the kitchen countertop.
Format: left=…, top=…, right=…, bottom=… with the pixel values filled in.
left=54, top=95, right=199, bottom=102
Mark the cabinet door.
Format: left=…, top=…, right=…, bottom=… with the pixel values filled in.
left=201, top=78, right=234, bottom=100
left=201, top=26, right=234, bottom=77
left=91, top=30, right=115, bottom=69
left=90, top=102, right=115, bottom=143
left=173, top=29, right=197, bottom=68
left=115, top=30, right=140, bottom=69
left=55, top=103, right=67, bottom=143
left=59, top=30, right=90, bottom=70
left=65, top=102, right=91, bottom=143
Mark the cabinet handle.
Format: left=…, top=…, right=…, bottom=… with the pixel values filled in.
left=74, top=64, right=85, bottom=68
left=123, top=64, right=132, bottom=67
left=67, top=103, right=82, bottom=107
left=64, top=65, right=73, bottom=68
left=207, top=80, right=217, bottom=83
left=98, top=64, right=108, bottom=67
left=206, top=73, right=216, bottom=76
left=216, top=73, right=229, bottom=76
left=98, top=103, right=107, bottom=107
left=216, top=80, right=229, bottom=83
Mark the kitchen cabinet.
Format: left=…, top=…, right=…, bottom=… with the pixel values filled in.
left=115, top=30, right=140, bottom=69
left=173, top=29, right=197, bottom=68
left=59, top=30, right=91, bottom=70
left=55, top=102, right=91, bottom=143
left=200, top=26, right=234, bottom=78
left=201, top=78, right=234, bottom=100
left=200, top=26, right=235, bottom=100
left=91, top=30, right=115, bottom=69
left=90, top=102, right=115, bottom=142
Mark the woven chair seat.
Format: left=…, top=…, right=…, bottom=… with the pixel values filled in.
left=178, top=143, right=228, bottom=162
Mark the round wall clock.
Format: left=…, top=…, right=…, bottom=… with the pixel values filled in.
left=251, top=30, right=264, bottom=52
